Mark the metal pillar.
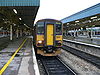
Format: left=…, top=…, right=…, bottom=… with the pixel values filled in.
left=77, top=29, right=79, bottom=37
left=10, top=25, right=13, bottom=40
left=3, top=30, right=5, bottom=37
left=91, top=29, right=93, bottom=38
left=74, top=29, right=76, bottom=37
left=16, top=28, right=19, bottom=38
left=20, top=30, right=23, bottom=37
left=65, top=31, right=66, bottom=36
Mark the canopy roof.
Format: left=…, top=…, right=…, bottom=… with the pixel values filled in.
left=61, top=3, right=100, bottom=23
left=0, top=0, right=40, bottom=28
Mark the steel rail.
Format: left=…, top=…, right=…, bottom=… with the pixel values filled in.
left=62, top=45, right=100, bottom=69
left=39, top=56, right=77, bottom=75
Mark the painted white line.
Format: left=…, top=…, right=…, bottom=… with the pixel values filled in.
left=32, top=39, right=40, bottom=75
left=18, top=57, right=30, bottom=75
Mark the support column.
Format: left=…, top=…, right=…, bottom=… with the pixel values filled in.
left=16, top=28, right=19, bottom=38
left=91, top=29, right=93, bottom=38
left=74, top=29, right=76, bottom=37
left=3, top=30, right=5, bottom=37
left=76, top=29, right=78, bottom=37
left=20, top=29, right=23, bottom=37
left=65, top=30, right=66, bottom=36
left=10, top=25, right=12, bottom=40
left=77, top=29, right=79, bottom=37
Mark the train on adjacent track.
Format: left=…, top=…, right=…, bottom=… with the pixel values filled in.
left=33, top=19, right=63, bottom=56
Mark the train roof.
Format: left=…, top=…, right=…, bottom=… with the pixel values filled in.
left=36, top=18, right=62, bottom=23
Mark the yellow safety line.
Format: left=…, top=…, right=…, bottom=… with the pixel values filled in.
left=0, top=38, right=27, bottom=75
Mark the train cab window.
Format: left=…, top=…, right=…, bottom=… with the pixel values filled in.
left=37, top=22, right=44, bottom=34
left=56, top=23, right=62, bottom=34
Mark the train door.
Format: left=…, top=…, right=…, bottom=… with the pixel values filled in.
left=46, top=24, right=54, bottom=45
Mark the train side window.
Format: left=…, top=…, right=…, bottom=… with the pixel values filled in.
left=37, top=22, right=44, bottom=34
left=56, top=23, right=62, bottom=34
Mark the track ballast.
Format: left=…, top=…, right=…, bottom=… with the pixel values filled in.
left=38, top=56, right=76, bottom=75
left=62, top=45, right=100, bottom=69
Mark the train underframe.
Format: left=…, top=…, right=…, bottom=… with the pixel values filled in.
left=36, top=46, right=61, bottom=56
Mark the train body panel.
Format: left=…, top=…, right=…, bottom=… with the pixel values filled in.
left=34, top=19, right=63, bottom=56
left=47, top=24, right=54, bottom=46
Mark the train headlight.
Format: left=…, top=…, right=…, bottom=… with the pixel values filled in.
left=56, top=41, right=62, bottom=46
left=58, top=41, right=62, bottom=43
left=38, top=40, right=42, bottom=43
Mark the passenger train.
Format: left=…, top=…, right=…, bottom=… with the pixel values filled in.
left=33, top=19, right=63, bottom=56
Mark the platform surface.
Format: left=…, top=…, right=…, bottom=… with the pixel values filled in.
left=0, top=36, right=39, bottom=75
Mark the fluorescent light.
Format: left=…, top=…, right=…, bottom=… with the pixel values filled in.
left=0, top=27, right=3, bottom=30
left=98, top=18, right=100, bottom=21
left=91, top=16, right=97, bottom=19
left=13, top=9, right=17, bottom=14
left=89, top=20, right=91, bottom=22
left=67, top=23, right=69, bottom=25
left=24, top=24, right=29, bottom=28
left=19, top=18, right=22, bottom=20
left=13, top=23, right=16, bottom=26
left=75, top=20, right=79, bottom=23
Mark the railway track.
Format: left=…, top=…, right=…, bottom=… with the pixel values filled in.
left=38, top=56, right=76, bottom=75
left=62, top=45, right=100, bottom=69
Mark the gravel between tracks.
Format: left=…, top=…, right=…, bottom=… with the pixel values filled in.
left=58, top=49, right=100, bottom=75
left=37, top=59, right=46, bottom=75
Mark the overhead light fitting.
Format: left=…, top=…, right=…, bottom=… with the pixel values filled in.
left=19, top=18, right=22, bottom=20
left=24, top=24, right=29, bottom=28
left=89, top=20, right=91, bottom=22
left=13, top=9, right=17, bottom=14
left=91, top=16, right=97, bottom=19
left=75, top=20, right=79, bottom=23
left=67, top=23, right=69, bottom=25
left=13, top=23, right=16, bottom=26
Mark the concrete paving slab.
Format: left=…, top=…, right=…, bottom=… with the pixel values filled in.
left=0, top=37, right=39, bottom=75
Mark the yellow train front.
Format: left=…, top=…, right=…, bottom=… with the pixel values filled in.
left=34, top=19, right=63, bottom=56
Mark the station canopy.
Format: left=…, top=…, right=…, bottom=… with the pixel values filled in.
left=61, top=3, right=100, bottom=30
left=0, top=0, right=40, bottom=29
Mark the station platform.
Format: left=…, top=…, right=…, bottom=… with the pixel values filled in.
left=64, top=36, right=100, bottom=45
left=0, top=36, right=39, bottom=75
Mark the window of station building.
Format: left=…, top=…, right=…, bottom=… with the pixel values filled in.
left=56, top=23, right=62, bottom=34
left=37, top=22, right=44, bottom=34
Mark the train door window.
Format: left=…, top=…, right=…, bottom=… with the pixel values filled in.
left=37, top=22, right=44, bottom=34
left=56, top=23, right=62, bottom=34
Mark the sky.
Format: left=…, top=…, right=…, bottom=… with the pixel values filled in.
left=35, top=0, right=100, bottom=23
